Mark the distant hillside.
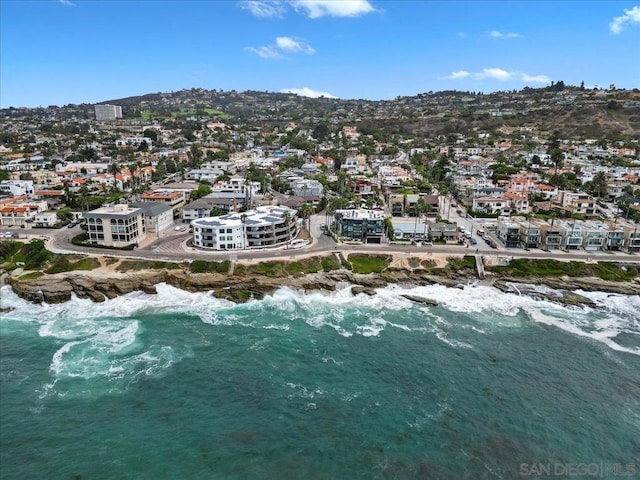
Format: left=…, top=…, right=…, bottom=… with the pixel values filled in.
left=4, top=85, right=640, bottom=140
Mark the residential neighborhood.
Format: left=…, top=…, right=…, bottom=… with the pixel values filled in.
left=1, top=85, right=639, bottom=255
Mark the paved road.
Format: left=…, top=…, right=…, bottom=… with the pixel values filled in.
left=3, top=216, right=640, bottom=265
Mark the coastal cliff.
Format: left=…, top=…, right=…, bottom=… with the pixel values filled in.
left=4, top=253, right=639, bottom=309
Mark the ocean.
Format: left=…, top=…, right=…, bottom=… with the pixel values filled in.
left=0, top=283, right=638, bottom=479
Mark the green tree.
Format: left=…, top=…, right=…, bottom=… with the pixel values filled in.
left=143, top=129, right=158, bottom=142
left=80, top=147, right=97, bottom=161
left=191, top=183, right=212, bottom=200
left=297, top=203, right=314, bottom=231
left=187, top=145, right=203, bottom=168
left=312, top=122, right=330, bottom=142
left=548, top=134, right=564, bottom=183
left=590, top=172, right=608, bottom=198
left=108, top=162, right=120, bottom=191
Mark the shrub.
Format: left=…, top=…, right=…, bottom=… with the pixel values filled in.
left=46, top=255, right=100, bottom=274
left=321, top=256, right=341, bottom=272
left=0, top=240, right=21, bottom=262
left=16, top=240, right=51, bottom=270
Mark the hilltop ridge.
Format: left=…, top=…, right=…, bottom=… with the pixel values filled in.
left=3, top=84, right=640, bottom=139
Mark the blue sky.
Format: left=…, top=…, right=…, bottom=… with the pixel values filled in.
left=1, top=0, right=639, bottom=107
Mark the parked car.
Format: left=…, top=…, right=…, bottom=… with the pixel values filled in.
left=470, top=237, right=478, bottom=245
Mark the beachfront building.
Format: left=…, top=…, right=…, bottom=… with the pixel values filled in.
left=333, top=209, right=386, bottom=244
left=627, top=223, right=640, bottom=252
left=561, top=222, right=584, bottom=250
left=519, top=219, right=542, bottom=249
left=0, top=199, right=47, bottom=226
left=191, top=206, right=299, bottom=250
left=429, top=222, right=459, bottom=242
left=541, top=221, right=564, bottom=250
left=582, top=225, right=607, bottom=252
left=130, top=201, right=173, bottom=236
left=496, top=218, right=521, bottom=248
left=139, top=190, right=186, bottom=218
left=84, top=204, right=145, bottom=248
left=33, top=211, right=58, bottom=228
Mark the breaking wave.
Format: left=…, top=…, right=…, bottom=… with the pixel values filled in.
left=1, top=277, right=638, bottom=399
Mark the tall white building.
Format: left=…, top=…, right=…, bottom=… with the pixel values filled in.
left=95, top=104, right=123, bottom=121
left=191, top=206, right=299, bottom=250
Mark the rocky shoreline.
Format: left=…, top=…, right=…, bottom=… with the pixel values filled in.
left=4, top=264, right=638, bottom=310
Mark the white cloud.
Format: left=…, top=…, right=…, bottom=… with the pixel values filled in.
left=245, top=46, right=282, bottom=59
left=442, top=68, right=550, bottom=84
left=289, top=0, right=376, bottom=18
left=610, top=5, right=640, bottom=34
left=239, top=1, right=285, bottom=18
left=281, top=87, right=337, bottom=98
left=475, top=68, right=512, bottom=81
left=440, top=70, right=470, bottom=80
left=240, top=0, right=377, bottom=18
left=246, top=36, right=315, bottom=58
left=489, top=30, right=523, bottom=39
left=58, top=0, right=75, bottom=5
left=275, top=36, right=315, bottom=54
left=521, top=73, right=551, bottom=83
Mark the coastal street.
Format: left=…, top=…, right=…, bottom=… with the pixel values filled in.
left=4, top=214, right=640, bottom=266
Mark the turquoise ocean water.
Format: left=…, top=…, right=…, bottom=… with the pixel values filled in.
left=1, top=283, right=639, bottom=479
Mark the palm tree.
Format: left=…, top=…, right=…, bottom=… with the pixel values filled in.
left=282, top=210, right=292, bottom=242
left=548, top=134, right=563, bottom=184
left=108, top=162, right=120, bottom=192
left=413, top=198, right=426, bottom=240
left=240, top=213, right=247, bottom=249
left=298, top=203, right=314, bottom=232
left=591, top=172, right=608, bottom=199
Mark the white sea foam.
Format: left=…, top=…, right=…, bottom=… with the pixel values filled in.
left=4, top=279, right=639, bottom=367
left=284, top=382, right=326, bottom=400
left=1, top=285, right=201, bottom=397
left=0, top=284, right=232, bottom=324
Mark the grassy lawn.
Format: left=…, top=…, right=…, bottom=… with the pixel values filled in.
left=348, top=254, right=392, bottom=274
left=489, top=258, right=639, bottom=282
left=233, top=256, right=341, bottom=277
left=189, top=260, right=230, bottom=274
left=117, top=260, right=184, bottom=272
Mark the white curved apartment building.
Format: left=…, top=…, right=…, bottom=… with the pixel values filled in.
left=191, top=206, right=300, bottom=250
